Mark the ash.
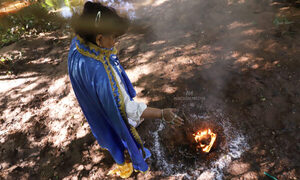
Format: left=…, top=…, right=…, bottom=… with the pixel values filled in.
left=152, top=121, right=174, bottom=175
left=151, top=112, right=249, bottom=180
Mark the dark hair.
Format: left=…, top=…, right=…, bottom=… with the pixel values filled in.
left=71, top=1, right=129, bottom=44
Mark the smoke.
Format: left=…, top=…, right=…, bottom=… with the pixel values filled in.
left=117, top=0, right=255, bottom=178
left=151, top=111, right=249, bottom=179
left=127, top=0, right=257, bottom=110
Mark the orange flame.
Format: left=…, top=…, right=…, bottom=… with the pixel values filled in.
left=193, top=129, right=217, bottom=153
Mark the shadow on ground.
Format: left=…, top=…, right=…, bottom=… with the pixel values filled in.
left=0, top=0, right=299, bottom=179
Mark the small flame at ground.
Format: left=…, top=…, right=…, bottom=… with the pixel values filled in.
left=193, top=129, right=217, bottom=153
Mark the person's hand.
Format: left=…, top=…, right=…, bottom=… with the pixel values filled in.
left=162, top=108, right=184, bottom=126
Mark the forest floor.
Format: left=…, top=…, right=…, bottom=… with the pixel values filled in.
left=0, top=0, right=299, bottom=179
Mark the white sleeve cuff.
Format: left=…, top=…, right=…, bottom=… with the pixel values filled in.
left=126, top=101, right=147, bottom=127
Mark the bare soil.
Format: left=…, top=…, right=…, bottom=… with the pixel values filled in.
left=0, top=0, right=299, bottom=179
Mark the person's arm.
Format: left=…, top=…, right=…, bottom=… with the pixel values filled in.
left=140, top=107, right=161, bottom=119
left=141, top=107, right=184, bottom=126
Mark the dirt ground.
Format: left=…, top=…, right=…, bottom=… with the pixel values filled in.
left=0, top=0, right=299, bottom=179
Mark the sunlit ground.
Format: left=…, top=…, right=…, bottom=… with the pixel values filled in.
left=0, top=0, right=299, bottom=179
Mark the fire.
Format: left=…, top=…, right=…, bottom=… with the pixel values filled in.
left=193, top=129, right=217, bottom=153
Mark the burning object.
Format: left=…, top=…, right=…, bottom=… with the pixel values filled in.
left=193, top=129, right=217, bottom=153
left=157, top=114, right=225, bottom=174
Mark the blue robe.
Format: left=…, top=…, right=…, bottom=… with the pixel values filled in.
left=68, top=36, right=151, bottom=172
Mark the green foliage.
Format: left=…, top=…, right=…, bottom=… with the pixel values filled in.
left=273, top=16, right=294, bottom=26
left=0, top=0, right=87, bottom=48
left=0, top=49, right=24, bottom=74
left=0, top=3, right=64, bottom=48
left=45, top=0, right=55, bottom=7
left=64, top=0, right=71, bottom=7
left=44, top=0, right=65, bottom=10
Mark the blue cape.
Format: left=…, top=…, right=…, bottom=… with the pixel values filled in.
left=68, top=36, right=151, bottom=172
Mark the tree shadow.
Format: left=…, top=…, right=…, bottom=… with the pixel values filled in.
left=0, top=128, right=117, bottom=179
left=0, top=29, right=70, bottom=79
left=0, top=0, right=299, bottom=179
left=117, top=0, right=299, bottom=178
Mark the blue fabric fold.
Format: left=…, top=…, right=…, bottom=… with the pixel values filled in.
left=68, top=37, right=150, bottom=172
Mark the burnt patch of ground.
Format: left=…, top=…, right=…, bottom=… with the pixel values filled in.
left=0, top=0, right=299, bottom=179
left=158, top=117, right=226, bottom=174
